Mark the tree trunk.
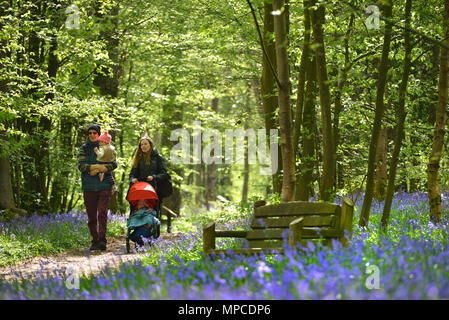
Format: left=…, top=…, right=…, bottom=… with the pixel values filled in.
left=374, top=126, right=388, bottom=200
left=333, top=14, right=354, bottom=193
left=242, top=90, right=251, bottom=203
left=381, top=0, right=412, bottom=230
left=296, top=55, right=317, bottom=201
left=20, top=1, right=51, bottom=213
left=359, top=0, right=393, bottom=227
left=0, top=1, right=17, bottom=212
left=207, top=97, right=219, bottom=203
left=0, top=139, right=15, bottom=211
left=93, top=1, right=123, bottom=213
left=293, top=0, right=311, bottom=166
left=49, top=116, right=73, bottom=213
left=310, top=1, right=334, bottom=202
left=261, top=1, right=282, bottom=195
left=160, top=90, right=183, bottom=219
left=427, top=0, right=449, bottom=224
left=273, top=0, right=295, bottom=202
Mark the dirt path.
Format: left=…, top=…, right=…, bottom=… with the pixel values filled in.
left=0, top=233, right=182, bottom=281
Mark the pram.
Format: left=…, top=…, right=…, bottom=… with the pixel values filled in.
left=126, top=182, right=161, bottom=253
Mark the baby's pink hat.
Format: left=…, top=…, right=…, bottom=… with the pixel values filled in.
left=98, top=131, right=111, bottom=144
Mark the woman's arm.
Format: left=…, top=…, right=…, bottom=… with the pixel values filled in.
left=103, top=159, right=117, bottom=173
left=153, top=153, right=169, bottom=182
left=129, top=166, right=138, bottom=184
left=77, top=145, right=90, bottom=173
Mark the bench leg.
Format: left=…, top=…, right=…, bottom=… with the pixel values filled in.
left=203, top=222, right=216, bottom=254
left=289, top=218, right=303, bottom=248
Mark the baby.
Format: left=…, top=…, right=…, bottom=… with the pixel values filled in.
left=92, top=131, right=117, bottom=194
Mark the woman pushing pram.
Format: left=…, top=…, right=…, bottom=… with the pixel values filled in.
left=125, top=135, right=172, bottom=252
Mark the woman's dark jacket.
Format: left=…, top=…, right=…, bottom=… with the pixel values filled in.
left=128, top=147, right=169, bottom=198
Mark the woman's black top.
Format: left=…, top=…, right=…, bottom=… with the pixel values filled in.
left=128, top=147, right=169, bottom=196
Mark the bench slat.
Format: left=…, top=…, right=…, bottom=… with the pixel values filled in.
left=247, top=229, right=285, bottom=240
left=254, top=201, right=338, bottom=217
left=248, top=240, right=284, bottom=249
left=246, top=227, right=343, bottom=240
left=302, top=228, right=343, bottom=238
left=206, top=248, right=284, bottom=255
left=251, top=215, right=336, bottom=229
left=215, top=230, right=247, bottom=238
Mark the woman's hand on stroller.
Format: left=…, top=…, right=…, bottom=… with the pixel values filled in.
left=131, top=178, right=138, bottom=184
left=147, top=175, right=153, bottom=182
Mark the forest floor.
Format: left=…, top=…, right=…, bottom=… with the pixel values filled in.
left=0, top=233, right=182, bottom=281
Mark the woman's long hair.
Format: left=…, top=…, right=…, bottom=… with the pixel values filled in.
left=132, top=136, right=154, bottom=168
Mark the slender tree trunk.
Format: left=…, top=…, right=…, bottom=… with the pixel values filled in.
left=20, top=1, right=51, bottom=213
left=49, top=116, right=73, bottom=213
left=195, top=163, right=203, bottom=205
left=0, top=127, right=16, bottom=211
left=242, top=88, right=251, bottom=203
left=381, top=0, right=412, bottom=230
left=333, top=14, right=354, bottom=193
left=261, top=0, right=282, bottom=194
left=296, top=55, right=317, bottom=201
left=310, top=1, right=334, bottom=202
left=160, top=89, right=183, bottom=218
left=93, top=1, right=123, bottom=213
left=294, top=2, right=312, bottom=200
left=293, top=0, right=311, bottom=164
left=374, top=126, right=388, bottom=200
left=0, top=1, right=16, bottom=212
left=207, top=97, right=219, bottom=203
left=273, top=0, right=295, bottom=202
left=427, top=0, right=449, bottom=224
left=359, top=0, right=393, bottom=227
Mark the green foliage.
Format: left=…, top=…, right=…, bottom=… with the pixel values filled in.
left=1, top=0, right=449, bottom=215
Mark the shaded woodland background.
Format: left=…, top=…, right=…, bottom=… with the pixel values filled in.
left=1, top=0, right=449, bottom=228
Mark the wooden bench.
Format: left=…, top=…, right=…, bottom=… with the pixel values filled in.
left=203, top=197, right=354, bottom=255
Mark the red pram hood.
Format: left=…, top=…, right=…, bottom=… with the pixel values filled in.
left=127, top=182, right=158, bottom=210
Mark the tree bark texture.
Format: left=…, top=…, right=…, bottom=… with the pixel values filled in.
left=293, top=1, right=311, bottom=162
left=273, top=0, right=296, bottom=202
left=261, top=1, right=282, bottom=194
left=359, top=0, right=393, bottom=227
left=161, top=91, right=183, bottom=218
left=242, top=90, right=251, bottom=203
left=374, top=126, right=388, bottom=200
left=0, top=1, right=16, bottom=211
left=427, top=0, right=449, bottom=224
left=296, top=55, right=318, bottom=201
left=309, top=1, right=334, bottom=202
left=333, top=14, right=354, bottom=193
left=93, top=1, right=123, bottom=213
left=381, top=0, right=412, bottom=230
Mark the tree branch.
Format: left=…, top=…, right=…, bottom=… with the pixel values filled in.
left=246, top=0, right=282, bottom=88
